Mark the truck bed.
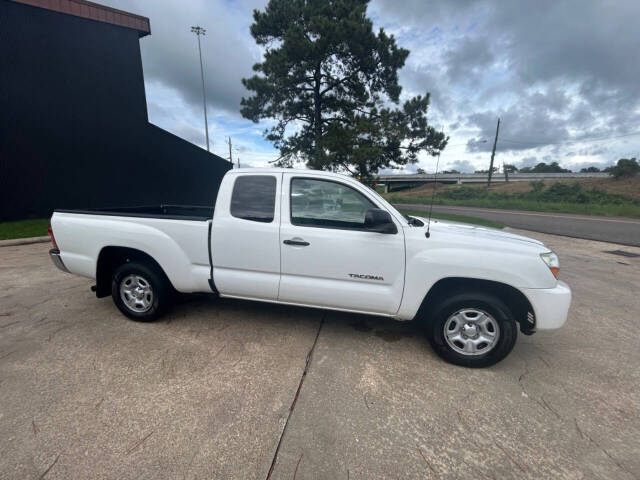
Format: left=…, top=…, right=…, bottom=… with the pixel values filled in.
left=51, top=206, right=214, bottom=293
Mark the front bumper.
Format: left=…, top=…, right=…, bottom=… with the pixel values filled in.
left=49, top=249, right=70, bottom=273
left=521, top=280, right=571, bottom=330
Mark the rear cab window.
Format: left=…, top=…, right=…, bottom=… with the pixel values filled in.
left=230, top=175, right=277, bottom=223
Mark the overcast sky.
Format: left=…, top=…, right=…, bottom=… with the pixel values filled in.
left=101, top=0, right=640, bottom=173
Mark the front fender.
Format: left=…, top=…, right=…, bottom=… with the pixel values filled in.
left=397, top=245, right=555, bottom=320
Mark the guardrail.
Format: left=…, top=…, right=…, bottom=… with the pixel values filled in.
left=376, top=172, right=609, bottom=192
left=377, top=172, right=608, bottom=183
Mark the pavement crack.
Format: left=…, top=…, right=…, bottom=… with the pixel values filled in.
left=495, top=443, right=527, bottom=473
left=212, top=344, right=226, bottom=361
left=293, top=453, right=303, bottom=480
left=416, top=446, right=439, bottom=478
left=47, top=325, right=71, bottom=342
left=39, top=453, right=60, bottom=479
left=0, top=350, right=16, bottom=361
left=584, top=430, right=634, bottom=477
left=540, top=396, right=562, bottom=420
left=537, top=354, right=552, bottom=369
left=124, top=430, right=154, bottom=456
left=461, top=458, right=493, bottom=480
left=517, top=358, right=530, bottom=396
left=265, top=314, right=325, bottom=480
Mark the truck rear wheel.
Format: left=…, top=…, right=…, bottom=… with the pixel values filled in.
left=426, top=292, right=517, bottom=368
left=111, top=262, right=170, bottom=321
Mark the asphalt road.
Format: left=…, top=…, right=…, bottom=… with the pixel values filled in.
left=395, top=203, right=640, bottom=247
left=1, top=237, right=639, bottom=479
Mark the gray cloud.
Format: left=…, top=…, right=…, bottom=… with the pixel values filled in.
left=102, top=0, right=265, bottom=115
left=97, top=0, right=639, bottom=168
left=465, top=92, right=571, bottom=153
left=448, top=160, right=475, bottom=173
left=444, top=36, right=494, bottom=83
left=372, top=0, right=640, bottom=157
left=518, top=156, right=538, bottom=168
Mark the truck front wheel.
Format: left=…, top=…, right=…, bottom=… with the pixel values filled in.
left=111, top=262, right=170, bottom=321
left=426, top=292, right=517, bottom=368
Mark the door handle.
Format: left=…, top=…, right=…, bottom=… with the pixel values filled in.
left=283, top=239, right=310, bottom=246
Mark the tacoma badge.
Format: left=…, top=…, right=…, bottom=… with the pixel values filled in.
left=349, top=273, right=384, bottom=281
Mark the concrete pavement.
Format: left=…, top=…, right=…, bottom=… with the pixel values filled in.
left=1, top=237, right=639, bottom=479
left=394, top=203, right=640, bottom=247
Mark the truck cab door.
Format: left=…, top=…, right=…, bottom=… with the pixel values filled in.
left=278, top=174, right=405, bottom=315
left=211, top=173, right=282, bottom=300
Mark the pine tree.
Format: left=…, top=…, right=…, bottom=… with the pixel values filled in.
left=241, top=0, right=447, bottom=178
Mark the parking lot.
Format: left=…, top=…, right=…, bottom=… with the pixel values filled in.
left=1, top=231, right=639, bottom=479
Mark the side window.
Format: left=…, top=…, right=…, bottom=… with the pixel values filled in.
left=230, top=175, right=277, bottom=223
left=290, top=178, right=376, bottom=229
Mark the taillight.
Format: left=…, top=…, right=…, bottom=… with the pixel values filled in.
left=48, top=225, right=59, bottom=249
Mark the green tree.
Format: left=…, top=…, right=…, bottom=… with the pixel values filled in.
left=241, top=0, right=447, bottom=178
left=580, top=166, right=601, bottom=173
left=608, top=158, right=639, bottom=178
left=503, top=164, right=518, bottom=173
left=520, top=162, right=570, bottom=173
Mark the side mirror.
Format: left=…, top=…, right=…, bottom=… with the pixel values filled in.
left=364, top=208, right=398, bottom=234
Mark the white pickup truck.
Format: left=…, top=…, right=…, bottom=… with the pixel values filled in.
left=49, top=168, right=571, bottom=367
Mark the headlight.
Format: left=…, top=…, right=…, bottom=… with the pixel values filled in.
left=540, top=251, right=560, bottom=279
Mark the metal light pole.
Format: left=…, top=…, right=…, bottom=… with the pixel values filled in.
left=191, top=26, right=209, bottom=151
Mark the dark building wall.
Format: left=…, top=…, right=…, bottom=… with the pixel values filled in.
left=0, top=0, right=231, bottom=221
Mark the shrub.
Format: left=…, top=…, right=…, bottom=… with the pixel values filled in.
left=609, top=158, right=639, bottom=179
left=529, top=180, right=545, bottom=192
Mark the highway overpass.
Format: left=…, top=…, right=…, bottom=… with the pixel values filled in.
left=377, top=172, right=608, bottom=192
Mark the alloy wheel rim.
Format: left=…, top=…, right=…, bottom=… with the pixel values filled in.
left=120, top=274, right=154, bottom=313
left=444, top=308, right=500, bottom=356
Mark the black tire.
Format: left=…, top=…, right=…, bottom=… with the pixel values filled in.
left=425, top=291, right=517, bottom=368
left=111, top=261, right=171, bottom=322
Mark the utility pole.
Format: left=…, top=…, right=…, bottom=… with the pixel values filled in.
left=226, top=137, right=233, bottom=167
left=191, top=26, right=209, bottom=152
left=488, top=118, right=500, bottom=187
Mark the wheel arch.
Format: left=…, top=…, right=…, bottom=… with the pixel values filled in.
left=95, top=246, right=174, bottom=298
left=417, top=277, right=536, bottom=335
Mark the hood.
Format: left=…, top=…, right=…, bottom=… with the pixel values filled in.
left=410, top=216, right=546, bottom=248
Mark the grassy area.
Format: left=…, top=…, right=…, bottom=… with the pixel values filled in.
left=388, top=181, right=640, bottom=218
left=399, top=209, right=505, bottom=229
left=0, top=218, right=49, bottom=241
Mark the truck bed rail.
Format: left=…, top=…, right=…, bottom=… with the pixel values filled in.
left=54, top=204, right=213, bottom=221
